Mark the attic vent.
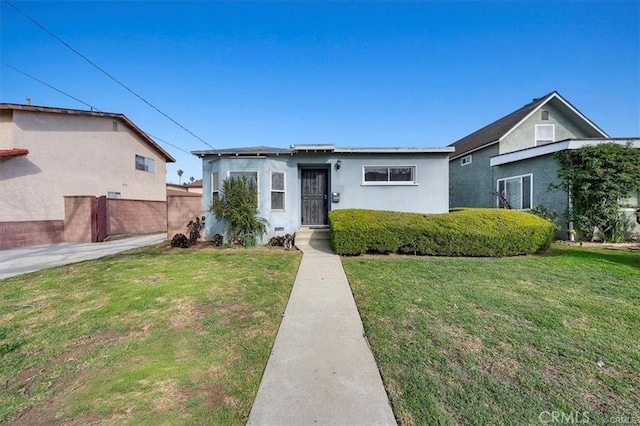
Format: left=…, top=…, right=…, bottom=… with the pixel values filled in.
left=112, top=121, right=118, bottom=131
left=541, top=111, right=549, bottom=120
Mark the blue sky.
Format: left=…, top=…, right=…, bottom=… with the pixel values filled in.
left=2, top=1, right=639, bottom=182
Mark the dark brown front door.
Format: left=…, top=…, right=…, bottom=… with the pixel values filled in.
left=301, top=169, right=328, bottom=225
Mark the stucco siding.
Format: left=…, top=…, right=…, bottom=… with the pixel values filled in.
left=449, top=144, right=499, bottom=208
left=493, top=154, right=569, bottom=234
left=0, top=111, right=167, bottom=222
left=202, top=152, right=450, bottom=241
left=0, top=111, right=13, bottom=149
left=500, top=103, right=593, bottom=154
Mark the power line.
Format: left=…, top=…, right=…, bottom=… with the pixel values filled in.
left=2, top=61, right=99, bottom=111
left=1, top=61, right=193, bottom=155
left=3, top=0, right=214, bottom=150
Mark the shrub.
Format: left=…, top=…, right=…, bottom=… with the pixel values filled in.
left=187, top=216, right=205, bottom=245
left=209, top=176, right=267, bottom=246
left=268, top=234, right=294, bottom=248
left=211, top=233, right=224, bottom=247
left=329, top=208, right=554, bottom=257
left=171, top=233, right=190, bottom=248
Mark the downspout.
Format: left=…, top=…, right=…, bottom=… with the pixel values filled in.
left=568, top=190, right=575, bottom=242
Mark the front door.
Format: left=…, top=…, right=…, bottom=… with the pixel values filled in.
left=301, top=169, right=328, bottom=225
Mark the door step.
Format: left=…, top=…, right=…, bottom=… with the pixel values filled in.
left=295, top=227, right=329, bottom=244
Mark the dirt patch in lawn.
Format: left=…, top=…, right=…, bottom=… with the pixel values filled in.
left=8, top=329, right=125, bottom=425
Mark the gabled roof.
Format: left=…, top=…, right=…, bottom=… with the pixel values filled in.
left=448, top=91, right=609, bottom=159
left=0, top=103, right=176, bottom=162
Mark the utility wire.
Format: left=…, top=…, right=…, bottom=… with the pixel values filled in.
left=1, top=61, right=193, bottom=155
left=2, top=61, right=99, bottom=111
left=3, top=0, right=214, bottom=150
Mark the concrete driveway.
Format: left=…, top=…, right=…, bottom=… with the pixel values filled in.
left=0, top=233, right=166, bottom=280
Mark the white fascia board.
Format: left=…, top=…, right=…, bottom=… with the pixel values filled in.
left=499, top=92, right=557, bottom=142
left=490, top=139, right=640, bottom=166
left=449, top=140, right=499, bottom=160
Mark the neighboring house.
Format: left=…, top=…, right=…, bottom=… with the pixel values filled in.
left=193, top=144, right=454, bottom=241
left=166, top=179, right=203, bottom=197
left=0, top=104, right=176, bottom=248
left=448, top=91, right=640, bottom=238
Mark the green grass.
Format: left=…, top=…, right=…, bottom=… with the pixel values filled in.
left=342, top=245, right=640, bottom=425
left=0, top=244, right=301, bottom=425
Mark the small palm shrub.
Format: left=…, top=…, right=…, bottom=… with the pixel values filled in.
left=209, top=176, right=267, bottom=246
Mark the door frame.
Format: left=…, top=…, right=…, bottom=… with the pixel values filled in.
left=299, top=165, right=331, bottom=226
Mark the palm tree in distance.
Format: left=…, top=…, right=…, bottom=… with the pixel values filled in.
left=177, top=169, right=183, bottom=184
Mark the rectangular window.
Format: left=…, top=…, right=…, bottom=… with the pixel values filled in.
left=541, top=110, right=549, bottom=120
left=461, top=155, right=472, bottom=166
left=212, top=172, right=220, bottom=200
left=271, top=172, right=285, bottom=210
left=229, top=170, right=259, bottom=206
left=112, top=121, right=118, bottom=131
left=107, top=191, right=121, bottom=198
left=363, top=166, right=416, bottom=185
left=135, top=155, right=154, bottom=173
left=497, top=174, right=532, bottom=210
left=535, top=124, right=554, bottom=146
left=621, top=190, right=639, bottom=208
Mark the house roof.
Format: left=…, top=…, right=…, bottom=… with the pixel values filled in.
left=0, top=148, right=29, bottom=158
left=448, top=91, right=609, bottom=159
left=192, top=144, right=454, bottom=157
left=167, top=188, right=201, bottom=197
left=185, top=179, right=203, bottom=188
left=0, top=103, right=176, bottom=162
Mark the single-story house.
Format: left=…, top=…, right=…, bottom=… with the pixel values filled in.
left=193, top=144, right=454, bottom=241
left=166, top=179, right=203, bottom=197
left=448, top=91, right=640, bottom=238
left=0, top=103, right=176, bottom=249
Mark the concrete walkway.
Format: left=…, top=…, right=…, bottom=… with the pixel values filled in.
left=0, top=233, right=166, bottom=280
left=248, top=239, right=397, bottom=425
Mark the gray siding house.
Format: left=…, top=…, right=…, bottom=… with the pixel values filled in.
left=194, top=144, right=454, bottom=241
left=449, top=91, right=640, bottom=238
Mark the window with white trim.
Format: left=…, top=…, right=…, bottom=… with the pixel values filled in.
left=461, top=155, right=472, bottom=166
left=497, top=174, right=532, bottom=210
left=363, top=166, right=416, bottom=185
left=229, top=171, right=259, bottom=205
left=621, top=190, right=639, bottom=208
left=535, top=124, right=554, bottom=146
left=135, top=155, right=154, bottom=173
left=212, top=172, right=220, bottom=201
left=271, top=172, right=285, bottom=210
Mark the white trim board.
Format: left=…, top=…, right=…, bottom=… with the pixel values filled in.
left=490, top=139, right=640, bottom=167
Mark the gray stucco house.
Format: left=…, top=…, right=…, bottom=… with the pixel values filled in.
left=193, top=144, right=454, bottom=241
left=448, top=91, right=640, bottom=238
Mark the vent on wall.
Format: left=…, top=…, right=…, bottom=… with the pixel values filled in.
left=275, top=227, right=284, bottom=232
left=541, top=111, right=549, bottom=120
left=112, top=121, right=119, bottom=131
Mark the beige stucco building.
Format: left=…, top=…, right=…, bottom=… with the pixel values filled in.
left=0, top=104, right=175, bottom=248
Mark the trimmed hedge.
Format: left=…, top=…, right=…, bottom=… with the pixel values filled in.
left=328, top=208, right=555, bottom=257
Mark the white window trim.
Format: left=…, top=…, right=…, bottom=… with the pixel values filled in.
left=228, top=170, right=260, bottom=207
left=270, top=171, right=286, bottom=211
left=461, top=155, right=472, bottom=166
left=535, top=124, right=555, bottom=146
left=361, top=165, right=418, bottom=186
left=135, top=154, right=154, bottom=173
left=211, top=172, right=220, bottom=200
left=496, top=173, right=533, bottom=210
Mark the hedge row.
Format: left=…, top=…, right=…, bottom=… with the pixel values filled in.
left=328, top=208, right=555, bottom=257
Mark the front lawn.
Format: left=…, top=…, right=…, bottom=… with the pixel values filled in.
left=343, top=245, right=640, bottom=425
left=1, top=244, right=301, bottom=424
